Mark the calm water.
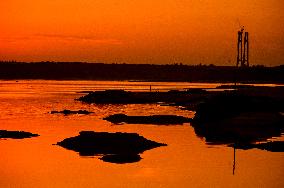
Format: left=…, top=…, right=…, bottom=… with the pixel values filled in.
left=0, top=80, right=283, bottom=188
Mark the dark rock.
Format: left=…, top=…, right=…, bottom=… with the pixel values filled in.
left=0, top=130, right=39, bottom=139
left=50, top=110, right=92, bottom=115
left=104, top=114, right=191, bottom=125
left=77, top=89, right=193, bottom=104
left=56, top=131, right=166, bottom=163
left=77, top=90, right=135, bottom=104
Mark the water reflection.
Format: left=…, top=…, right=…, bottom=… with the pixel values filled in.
left=0, top=80, right=283, bottom=188
left=192, top=119, right=284, bottom=147
left=191, top=93, right=284, bottom=148
left=100, top=154, right=142, bottom=164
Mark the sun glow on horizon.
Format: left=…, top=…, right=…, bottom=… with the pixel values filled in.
left=0, top=0, right=283, bottom=65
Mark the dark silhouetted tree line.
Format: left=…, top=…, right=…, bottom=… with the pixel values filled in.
left=0, top=61, right=283, bottom=83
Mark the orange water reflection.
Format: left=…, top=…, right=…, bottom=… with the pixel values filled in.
left=0, top=81, right=283, bottom=188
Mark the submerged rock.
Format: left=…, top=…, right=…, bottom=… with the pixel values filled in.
left=104, top=114, right=191, bottom=125
left=56, top=131, right=166, bottom=164
left=50, top=110, right=92, bottom=115
left=0, top=130, right=39, bottom=139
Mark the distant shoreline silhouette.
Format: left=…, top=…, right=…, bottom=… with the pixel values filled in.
left=0, top=61, right=283, bottom=83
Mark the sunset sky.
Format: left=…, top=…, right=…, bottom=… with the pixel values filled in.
left=1, top=0, right=283, bottom=65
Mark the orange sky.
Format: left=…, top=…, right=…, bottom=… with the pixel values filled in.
left=0, top=0, right=283, bottom=65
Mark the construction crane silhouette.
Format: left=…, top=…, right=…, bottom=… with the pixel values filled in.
left=237, top=27, right=249, bottom=67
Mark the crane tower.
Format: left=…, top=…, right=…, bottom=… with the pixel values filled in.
left=237, top=27, right=249, bottom=67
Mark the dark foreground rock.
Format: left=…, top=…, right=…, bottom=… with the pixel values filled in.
left=56, top=131, right=166, bottom=164
left=104, top=114, right=191, bottom=125
left=50, top=110, right=92, bottom=115
left=0, top=130, right=39, bottom=139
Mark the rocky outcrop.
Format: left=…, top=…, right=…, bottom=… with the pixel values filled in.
left=104, top=114, right=191, bottom=125
left=77, top=90, right=193, bottom=104
left=56, top=131, right=166, bottom=164
left=0, top=130, right=39, bottom=139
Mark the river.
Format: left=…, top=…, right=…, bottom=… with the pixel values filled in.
left=0, top=80, right=283, bottom=188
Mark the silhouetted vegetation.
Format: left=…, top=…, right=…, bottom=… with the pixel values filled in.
left=0, top=61, right=283, bottom=82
